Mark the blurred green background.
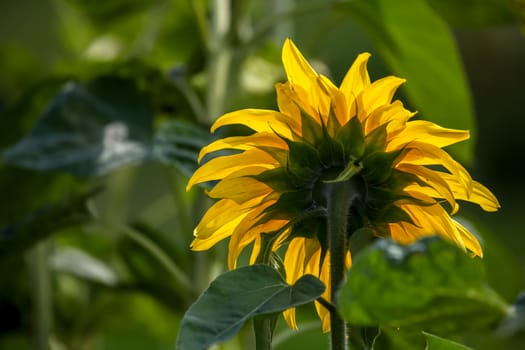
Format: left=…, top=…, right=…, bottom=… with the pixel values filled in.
left=1, top=0, right=524, bottom=349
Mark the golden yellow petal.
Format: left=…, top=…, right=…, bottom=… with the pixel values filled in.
left=282, top=237, right=307, bottom=330
left=282, top=38, right=318, bottom=90
left=318, top=75, right=349, bottom=126
left=440, top=174, right=500, bottom=212
left=453, top=219, right=483, bottom=257
left=191, top=199, right=251, bottom=250
left=386, top=120, right=469, bottom=151
left=187, top=149, right=278, bottom=190
left=399, top=141, right=472, bottom=191
left=211, top=109, right=299, bottom=139
left=397, top=163, right=459, bottom=214
left=227, top=200, right=286, bottom=269
left=311, top=252, right=331, bottom=333
left=340, top=52, right=372, bottom=115
left=364, top=100, right=416, bottom=135
left=276, top=82, right=302, bottom=124
left=357, top=76, right=406, bottom=120
left=198, top=132, right=288, bottom=162
left=208, top=174, right=273, bottom=204
left=400, top=203, right=466, bottom=250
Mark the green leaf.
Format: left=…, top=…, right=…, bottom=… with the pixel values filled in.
left=3, top=76, right=209, bottom=177
left=152, top=119, right=212, bottom=176
left=176, top=264, right=325, bottom=350
left=337, top=237, right=508, bottom=335
left=423, top=331, right=473, bottom=350
left=3, top=76, right=154, bottom=177
left=0, top=189, right=96, bottom=263
left=339, top=0, right=475, bottom=163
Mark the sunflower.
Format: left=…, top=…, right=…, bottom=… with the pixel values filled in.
left=186, top=39, right=499, bottom=332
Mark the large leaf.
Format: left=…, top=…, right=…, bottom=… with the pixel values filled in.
left=339, top=0, right=475, bottom=163
left=337, top=237, right=508, bottom=335
left=423, top=332, right=473, bottom=350
left=2, top=76, right=210, bottom=177
left=176, top=264, right=325, bottom=350
left=0, top=189, right=96, bottom=263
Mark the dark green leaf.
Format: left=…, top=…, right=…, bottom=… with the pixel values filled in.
left=3, top=77, right=154, bottom=177
left=152, top=119, right=211, bottom=176
left=0, top=189, right=97, bottom=263
left=176, top=264, right=325, bottom=350
left=3, top=76, right=208, bottom=177
left=339, top=0, right=475, bottom=163
left=338, top=237, right=508, bottom=335
left=423, top=331, right=473, bottom=349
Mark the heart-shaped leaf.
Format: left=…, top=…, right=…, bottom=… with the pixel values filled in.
left=176, top=264, right=325, bottom=350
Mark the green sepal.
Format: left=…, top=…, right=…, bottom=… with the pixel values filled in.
left=318, top=119, right=345, bottom=168
left=362, top=148, right=404, bottom=184
left=364, top=123, right=388, bottom=154
left=285, top=140, right=322, bottom=185
left=299, top=108, right=324, bottom=146
left=336, top=116, right=365, bottom=160
left=251, top=167, right=294, bottom=194
left=264, top=189, right=313, bottom=216
left=374, top=204, right=415, bottom=226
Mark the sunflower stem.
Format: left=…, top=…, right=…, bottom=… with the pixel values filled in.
left=326, top=181, right=353, bottom=350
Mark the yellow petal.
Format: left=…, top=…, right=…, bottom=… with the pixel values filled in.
left=282, top=38, right=318, bottom=89
left=198, top=132, right=287, bottom=162
left=191, top=199, right=252, bottom=250
left=453, top=219, right=483, bottom=257
left=208, top=173, right=273, bottom=204
left=340, top=52, right=371, bottom=113
left=311, top=252, right=331, bottom=333
left=187, top=149, right=278, bottom=190
left=400, top=203, right=466, bottom=250
left=440, top=174, right=500, bottom=212
left=227, top=200, right=285, bottom=269
left=282, top=237, right=307, bottom=330
left=211, top=109, right=299, bottom=139
left=386, top=120, right=469, bottom=151
left=276, top=82, right=302, bottom=124
left=318, top=74, right=349, bottom=126
left=397, top=163, right=458, bottom=214
left=364, top=100, right=416, bottom=135
left=357, top=76, right=406, bottom=120
left=399, top=141, right=472, bottom=190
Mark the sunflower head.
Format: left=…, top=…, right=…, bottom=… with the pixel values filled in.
left=187, top=38, right=499, bottom=332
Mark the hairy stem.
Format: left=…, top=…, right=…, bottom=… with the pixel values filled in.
left=326, top=181, right=353, bottom=350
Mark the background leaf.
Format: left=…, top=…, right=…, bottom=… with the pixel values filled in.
left=338, top=237, right=508, bottom=336
left=176, top=264, right=325, bottom=350
left=2, top=75, right=210, bottom=177
left=339, top=0, right=475, bottom=163
left=423, top=331, right=473, bottom=349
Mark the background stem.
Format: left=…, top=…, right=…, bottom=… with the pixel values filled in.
left=30, top=242, right=52, bottom=350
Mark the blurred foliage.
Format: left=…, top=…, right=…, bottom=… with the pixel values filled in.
left=0, top=0, right=524, bottom=349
